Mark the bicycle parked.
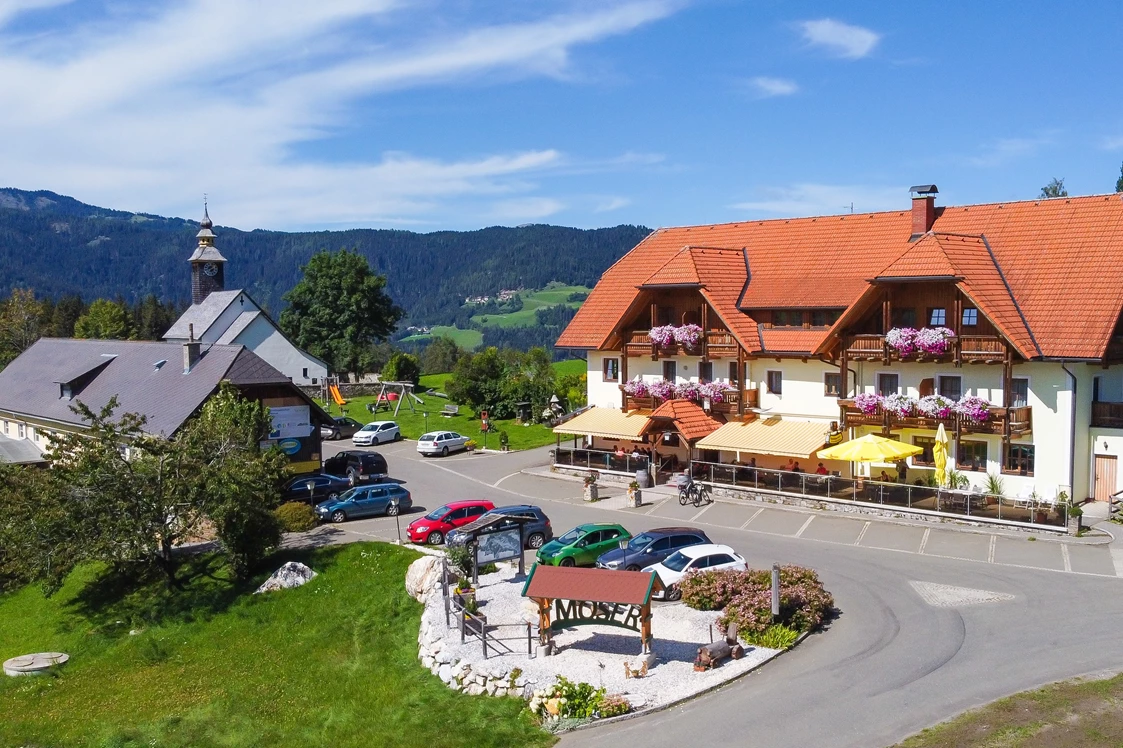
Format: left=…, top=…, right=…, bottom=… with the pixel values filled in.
left=678, top=476, right=712, bottom=507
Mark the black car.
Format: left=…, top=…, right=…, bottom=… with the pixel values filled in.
left=595, top=527, right=712, bottom=571
left=322, top=450, right=389, bottom=485
left=322, top=416, right=364, bottom=441
left=447, top=504, right=553, bottom=550
left=280, top=473, right=351, bottom=504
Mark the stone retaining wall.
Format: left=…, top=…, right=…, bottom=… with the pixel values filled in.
left=417, top=614, right=531, bottom=698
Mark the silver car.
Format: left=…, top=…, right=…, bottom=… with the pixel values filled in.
left=352, top=421, right=401, bottom=446
left=416, top=431, right=470, bottom=457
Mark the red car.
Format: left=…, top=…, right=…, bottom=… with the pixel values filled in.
left=407, top=500, right=494, bottom=545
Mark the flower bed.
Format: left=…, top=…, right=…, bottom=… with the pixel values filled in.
left=623, top=380, right=728, bottom=404
left=885, top=326, right=956, bottom=356
left=679, top=565, right=834, bottom=643
left=850, top=393, right=993, bottom=422
left=954, top=395, right=992, bottom=422
left=916, top=394, right=955, bottom=419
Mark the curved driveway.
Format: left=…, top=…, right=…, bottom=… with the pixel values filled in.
left=320, top=441, right=1123, bottom=748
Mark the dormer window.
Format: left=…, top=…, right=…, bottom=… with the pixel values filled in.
left=60, top=384, right=72, bottom=400
left=773, top=310, right=800, bottom=327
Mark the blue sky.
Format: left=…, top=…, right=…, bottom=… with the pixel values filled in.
left=2, top=1, right=1122, bottom=231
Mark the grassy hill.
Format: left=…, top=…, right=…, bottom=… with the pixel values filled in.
left=470, top=284, right=589, bottom=328
left=0, top=543, right=552, bottom=747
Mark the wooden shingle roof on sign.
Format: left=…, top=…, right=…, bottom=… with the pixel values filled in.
left=521, top=565, right=663, bottom=605
left=557, top=193, right=1123, bottom=360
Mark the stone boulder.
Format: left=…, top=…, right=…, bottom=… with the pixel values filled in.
left=405, top=556, right=445, bottom=604
left=254, top=562, right=317, bottom=594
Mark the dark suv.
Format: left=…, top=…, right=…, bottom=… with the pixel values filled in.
left=322, top=450, right=389, bottom=485
left=595, top=527, right=712, bottom=571
left=447, top=504, right=553, bottom=550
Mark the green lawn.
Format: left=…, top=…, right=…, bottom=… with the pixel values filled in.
left=0, top=544, right=553, bottom=748
left=470, top=285, right=589, bottom=329
left=551, top=359, right=585, bottom=378
left=897, top=672, right=1123, bottom=747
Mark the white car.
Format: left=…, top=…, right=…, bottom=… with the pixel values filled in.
left=643, top=543, right=748, bottom=601
left=352, top=421, right=401, bottom=446
left=416, top=431, right=470, bottom=457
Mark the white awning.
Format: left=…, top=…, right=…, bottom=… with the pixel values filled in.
left=695, top=417, right=829, bottom=459
left=553, top=407, right=651, bottom=441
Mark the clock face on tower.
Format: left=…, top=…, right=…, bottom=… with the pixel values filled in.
left=202, top=262, right=219, bottom=277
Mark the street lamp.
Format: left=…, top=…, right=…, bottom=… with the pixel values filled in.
left=390, top=496, right=402, bottom=544
left=618, top=536, right=631, bottom=571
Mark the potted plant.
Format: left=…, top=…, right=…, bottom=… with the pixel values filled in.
left=627, top=480, right=642, bottom=508
left=465, top=438, right=478, bottom=453
left=498, top=430, right=509, bottom=452
left=583, top=471, right=600, bottom=502
left=463, top=596, right=487, bottom=635
left=454, top=576, right=476, bottom=608
left=984, top=473, right=1005, bottom=505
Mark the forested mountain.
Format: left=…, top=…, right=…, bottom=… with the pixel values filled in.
left=0, top=188, right=649, bottom=325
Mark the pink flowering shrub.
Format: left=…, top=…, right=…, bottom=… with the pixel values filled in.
left=679, top=566, right=834, bottom=641
left=885, top=327, right=918, bottom=355
left=853, top=392, right=882, bottom=415
left=648, top=380, right=676, bottom=400
left=917, top=394, right=954, bottom=419
left=955, top=395, right=992, bottom=422
left=649, top=325, right=677, bottom=347
left=914, top=326, right=956, bottom=355
left=623, top=380, right=649, bottom=397
left=881, top=393, right=917, bottom=418
left=673, top=324, right=704, bottom=348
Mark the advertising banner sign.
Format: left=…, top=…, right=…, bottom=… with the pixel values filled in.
left=269, top=405, right=312, bottom=439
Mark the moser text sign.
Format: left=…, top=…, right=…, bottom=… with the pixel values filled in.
left=551, top=598, right=645, bottom=632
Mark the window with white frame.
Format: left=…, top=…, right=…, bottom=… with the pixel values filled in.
left=961, top=307, right=978, bottom=327
left=928, top=307, right=947, bottom=326
left=18, top=423, right=25, bottom=439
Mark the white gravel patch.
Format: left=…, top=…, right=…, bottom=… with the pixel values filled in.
left=421, top=566, right=782, bottom=710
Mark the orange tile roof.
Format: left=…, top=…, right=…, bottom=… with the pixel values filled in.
left=641, top=247, right=703, bottom=286
left=877, top=233, right=960, bottom=278
left=760, top=328, right=831, bottom=353
left=643, top=399, right=723, bottom=442
left=557, top=193, right=1123, bottom=359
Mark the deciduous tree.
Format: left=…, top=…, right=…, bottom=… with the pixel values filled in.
left=420, top=336, right=464, bottom=375
left=73, top=298, right=131, bottom=339
left=1040, top=177, right=1068, bottom=198
left=279, top=249, right=403, bottom=376
left=381, top=352, right=421, bottom=386
left=0, top=288, right=44, bottom=366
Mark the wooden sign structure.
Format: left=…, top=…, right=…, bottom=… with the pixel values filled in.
left=521, top=565, right=663, bottom=654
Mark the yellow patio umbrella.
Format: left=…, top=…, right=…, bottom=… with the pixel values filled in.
left=933, top=423, right=949, bottom=488
left=816, top=433, right=923, bottom=463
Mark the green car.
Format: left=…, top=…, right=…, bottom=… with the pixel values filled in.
left=536, top=523, right=630, bottom=567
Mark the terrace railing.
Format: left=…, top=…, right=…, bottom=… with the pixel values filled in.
left=688, top=460, right=1067, bottom=529
left=1092, top=401, right=1123, bottom=429
left=552, top=447, right=650, bottom=475
left=839, top=400, right=1032, bottom=437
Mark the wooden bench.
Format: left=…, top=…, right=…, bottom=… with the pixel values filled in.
left=440, top=404, right=458, bottom=417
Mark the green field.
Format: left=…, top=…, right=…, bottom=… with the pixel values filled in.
left=0, top=544, right=553, bottom=748
left=551, top=359, right=586, bottom=378
left=470, top=284, right=589, bottom=329
left=400, top=325, right=483, bottom=349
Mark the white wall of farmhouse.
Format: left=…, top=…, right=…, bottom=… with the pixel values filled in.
left=233, top=316, right=327, bottom=386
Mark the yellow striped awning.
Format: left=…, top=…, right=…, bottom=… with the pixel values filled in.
left=695, top=417, right=830, bottom=459
left=553, top=408, right=651, bottom=440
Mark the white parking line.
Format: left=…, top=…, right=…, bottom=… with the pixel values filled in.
left=740, top=507, right=765, bottom=529
left=988, top=535, right=997, bottom=563
left=1112, top=549, right=1123, bottom=577
left=690, top=503, right=713, bottom=523
left=918, top=528, right=931, bottom=555
left=493, top=471, right=521, bottom=488
left=794, top=515, right=815, bottom=538
left=854, top=521, right=871, bottom=546
left=1061, top=543, right=1072, bottom=573
left=643, top=497, right=671, bottom=515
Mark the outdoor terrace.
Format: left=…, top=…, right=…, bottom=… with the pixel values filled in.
left=689, top=460, right=1068, bottom=530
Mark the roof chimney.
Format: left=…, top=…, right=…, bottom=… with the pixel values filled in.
left=909, top=184, right=938, bottom=239
left=183, top=341, right=201, bottom=374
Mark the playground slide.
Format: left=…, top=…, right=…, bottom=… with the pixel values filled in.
left=329, top=385, right=348, bottom=406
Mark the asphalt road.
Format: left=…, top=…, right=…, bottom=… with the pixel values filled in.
left=317, top=439, right=1123, bottom=748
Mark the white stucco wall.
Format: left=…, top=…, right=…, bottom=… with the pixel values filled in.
left=234, top=316, right=328, bottom=386
left=195, top=293, right=260, bottom=343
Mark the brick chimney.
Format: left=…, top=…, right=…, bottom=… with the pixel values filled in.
left=184, top=325, right=201, bottom=373
left=909, top=184, right=938, bottom=239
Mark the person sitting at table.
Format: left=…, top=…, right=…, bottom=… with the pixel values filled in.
left=792, top=461, right=803, bottom=473
left=615, top=445, right=625, bottom=458
left=631, top=446, right=642, bottom=459
left=815, top=462, right=829, bottom=475
left=879, top=470, right=892, bottom=482
left=785, top=458, right=797, bottom=472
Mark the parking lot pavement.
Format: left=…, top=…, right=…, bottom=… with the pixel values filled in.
left=857, top=521, right=927, bottom=552
left=800, top=515, right=866, bottom=545
left=992, top=536, right=1064, bottom=571
left=922, top=528, right=992, bottom=562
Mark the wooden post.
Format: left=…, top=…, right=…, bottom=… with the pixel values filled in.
left=650, top=302, right=659, bottom=360
left=881, top=288, right=891, bottom=365
left=701, top=303, right=709, bottom=362
left=621, top=341, right=629, bottom=412
left=953, top=292, right=963, bottom=367
left=641, top=603, right=653, bottom=654
left=840, top=343, right=849, bottom=399
left=737, top=346, right=746, bottom=417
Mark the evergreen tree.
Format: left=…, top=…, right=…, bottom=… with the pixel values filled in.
left=50, top=294, right=85, bottom=337
left=1116, top=162, right=1123, bottom=193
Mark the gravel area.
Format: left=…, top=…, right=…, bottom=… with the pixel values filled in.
left=421, top=565, right=782, bottom=710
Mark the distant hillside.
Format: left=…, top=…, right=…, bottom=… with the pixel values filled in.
left=0, top=188, right=650, bottom=326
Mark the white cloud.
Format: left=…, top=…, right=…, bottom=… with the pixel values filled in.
left=965, top=135, right=1052, bottom=168
left=799, top=19, right=880, bottom=59
left=0, top=0, right=679, bottom=229
left=0, top=0, right=70, bottom=27
left=594, top=196, right=631, bottom=212
left=489, top=197, right=566, bottom=222
left=747, top=76, right=798, bottom=98
left=731, top=183, right=905, bottom=217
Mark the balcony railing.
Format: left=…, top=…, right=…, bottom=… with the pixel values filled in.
left=705, top=331, right=739, bottom=358
left=1092, top=401, right=1123, bottom=428
left=842, top=333, right=1006, bottom=363
left=839, top=401, right=1031, bottom=437
left=624, top=386, right=758, bottom=414
left=624, top=331, right=653, bottom=357
left=689, top=460, right=1067, bottom=529
left=623, top=329, right=740, bottom=358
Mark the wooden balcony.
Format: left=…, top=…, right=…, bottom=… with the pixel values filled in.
left=623, top=329, right=740, bottom=359
left=624, top=331, right=653, bottom=357
left=625, top=386, right=758, bottom=415
left=839, top=401, right=1031, bottom=437
left=705, top=331, right=739, bottom=358
left=1092, top=401, right=1123, bottom=428
left=842, top=333, right=1006, bottom=364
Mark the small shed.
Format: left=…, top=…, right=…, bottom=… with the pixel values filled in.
left=514, top=401, right=533, bottom=424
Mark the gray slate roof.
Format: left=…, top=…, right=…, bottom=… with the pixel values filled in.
left=163, top=290, right=243, bottom=340
left=0, top=338, right=273, bottom=437
left=216, top=310, right=261, bottom=345
left=0, top=434, right=45, bottom=464
left=188, top=246, right=227, bottom=262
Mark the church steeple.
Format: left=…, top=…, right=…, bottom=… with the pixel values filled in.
left=189, top=200, right=227, bottom=305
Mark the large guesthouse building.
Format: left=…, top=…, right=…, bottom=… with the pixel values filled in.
left=555, top=187, right=1123, bottom=529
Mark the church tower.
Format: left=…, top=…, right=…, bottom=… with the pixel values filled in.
left=189, top=204, right=227, bottom=305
